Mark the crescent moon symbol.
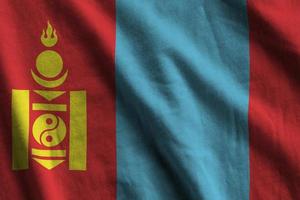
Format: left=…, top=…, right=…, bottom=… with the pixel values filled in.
left=31, top=70, right=68, bottom=88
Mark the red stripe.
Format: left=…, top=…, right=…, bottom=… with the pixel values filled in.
left=0, top=1, right=116, bottom=199
left=249, top=1, right=300, bottom=199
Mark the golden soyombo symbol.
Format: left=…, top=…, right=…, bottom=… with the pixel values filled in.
left=12, top=21, right=87, bottom=170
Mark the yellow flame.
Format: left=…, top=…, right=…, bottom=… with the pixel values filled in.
left=41, top=21, right=58, bottom=47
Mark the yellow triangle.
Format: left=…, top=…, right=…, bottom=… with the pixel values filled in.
left=33, top=158, right=64, bottom=170
left=34, top=90, right=65, bottom=101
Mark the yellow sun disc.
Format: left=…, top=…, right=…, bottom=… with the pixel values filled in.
left=36, top=50, right=63, bottom=78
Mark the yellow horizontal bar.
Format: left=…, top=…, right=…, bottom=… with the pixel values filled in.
left=32, top=148, right=66, bottom=157
left=32, top=103, right=67, bottom=111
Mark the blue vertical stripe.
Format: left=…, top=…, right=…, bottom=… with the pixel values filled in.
left=116, top=1, right=249, bottom=199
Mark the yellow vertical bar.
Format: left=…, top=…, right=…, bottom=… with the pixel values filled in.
left=69, top=91, right=87, bottom=170
left=12, top=90, right=29, bottom=170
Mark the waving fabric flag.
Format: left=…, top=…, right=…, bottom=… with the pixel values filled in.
left=0, top=0, right=298, bottom=199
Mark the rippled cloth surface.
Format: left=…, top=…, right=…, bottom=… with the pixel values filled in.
left=0, top=0, right=299, bottom=200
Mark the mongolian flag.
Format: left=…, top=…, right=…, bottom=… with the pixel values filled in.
left=0, top=0, right=299, bottom=199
